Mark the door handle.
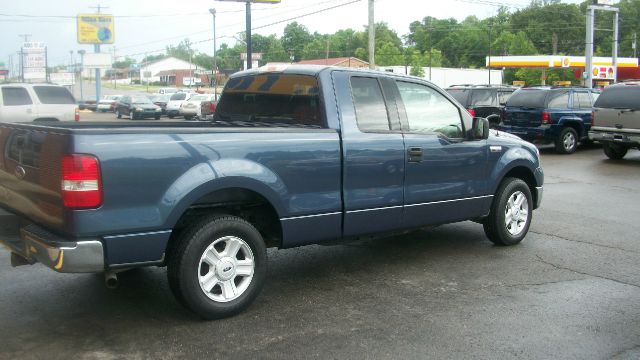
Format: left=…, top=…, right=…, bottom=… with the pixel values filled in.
left=408, top=147, right=423, bottom=162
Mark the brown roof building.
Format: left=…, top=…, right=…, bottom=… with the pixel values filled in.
left=296, top=57, right=369, bottom=68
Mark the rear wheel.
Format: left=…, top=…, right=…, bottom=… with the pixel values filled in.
left=167, top=215, right=267, bottom=319
left=555, top=127, right=578, bottom=154
left=483, top=177, right=533, bottom=246
left=603, top=142, right=628, bottom=160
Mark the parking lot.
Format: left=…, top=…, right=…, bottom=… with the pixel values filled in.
left=0, top=145, right=639, bottom=359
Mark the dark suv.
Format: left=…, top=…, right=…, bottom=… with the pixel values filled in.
left=499, top=87, right=600, bottom=154
left=446, top=85, right=517, bottom=128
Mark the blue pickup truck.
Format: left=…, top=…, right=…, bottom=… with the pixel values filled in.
left=0, top=65, right=543, bottom=319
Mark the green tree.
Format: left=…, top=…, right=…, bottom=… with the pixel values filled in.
left=282, top=22, right=313, bottom=61
left=166, top=39, right=194, bottom=62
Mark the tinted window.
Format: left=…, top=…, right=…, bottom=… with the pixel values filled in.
left=470, top=89, right=496, bottom=106
left=170, top=93, right=187, bottom=101
left=498, top=90, right=514, bottom=105
left=574, top=92, right=592, bottom=109
left=594, top=86, right=640, bottom=110
left=397, top=81, right=463, bottom=138
left=33, top=86, right=75, bottom=104
left=6, top=131, right=45, bottom=167
left=546, top=91, right=569, bottom=109
left=2, top=87, right=32, bottom=106
left=446, top=89, right=470, bottom=106
left=350, top=77, right=390, bottom=131
left=215, top=74, right=323, bottom=128
left=506, top=89, right=547, bottom=108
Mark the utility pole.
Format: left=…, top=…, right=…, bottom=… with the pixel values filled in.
left=368, top=0, right=375, bottom=69
left=89, top=4, right=107, bottom=103
left=633, top=32, right=637, bottom=58
left=78, top=50, right=85, bottom=101
left=209, top=8, right=218, bottom=100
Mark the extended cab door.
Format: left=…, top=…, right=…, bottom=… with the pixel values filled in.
left=333, top=72, right=406, bottom=237
left=393, top=80, right=490, bottom=228
left=0, top=86, right=35, bottom=122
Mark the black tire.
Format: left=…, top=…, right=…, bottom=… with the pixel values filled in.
left=483, top=177, right=533, bottom=246
left=154, top=115, right=161, bottom=120
left=184, top=115, right=193, bottom=120
left=555, top=127, right=578, bottom=154
left=603, top=142, right=628, bottom=160
left=116, top=109, right=122, bottom=119
left=167, top=215, right=267, bottom=319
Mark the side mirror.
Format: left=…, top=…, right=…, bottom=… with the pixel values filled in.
left=471, top=117, right=490, bottom=140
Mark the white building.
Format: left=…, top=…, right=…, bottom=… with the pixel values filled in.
left=140, top=57, right=202, bottom=83
left=379, top=66, right=503, bottom=88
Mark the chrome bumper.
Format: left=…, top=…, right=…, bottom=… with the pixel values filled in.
left=0, top=210, right=105, bottom=273
left=589, top=130, right=640, bottom=145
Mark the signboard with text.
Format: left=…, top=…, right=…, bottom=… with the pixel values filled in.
left=77, top=14, right=114, bottom=44
left=22, top=42, right=47, bottom=81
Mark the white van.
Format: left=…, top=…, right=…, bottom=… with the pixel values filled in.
left=0, top=83, right=79, bottom=123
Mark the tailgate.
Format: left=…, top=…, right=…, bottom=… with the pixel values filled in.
left=0, top=124, right=69, bottom=231
left=503, top=107, right=543, bottom=127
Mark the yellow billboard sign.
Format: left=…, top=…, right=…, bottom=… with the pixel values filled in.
left=77, top=14, right=114, bottom=44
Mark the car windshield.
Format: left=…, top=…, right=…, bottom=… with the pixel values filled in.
left=131, top=96, right=152, bottom=104
left=594, top=86, right=640, bottom=110
left=170, top=93, right=187, bottom=101
left=446, top=89, right=470, bottom=106
left=506, top=89, right=548, bottom=108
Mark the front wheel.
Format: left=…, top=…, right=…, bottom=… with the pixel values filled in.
left=483, top=177, right=533, bottom=246
left=603, top=142, right=628, bottom=160
left=555, top=127, right=578, bottom=154
left=167, top=215, right=267, bottom=319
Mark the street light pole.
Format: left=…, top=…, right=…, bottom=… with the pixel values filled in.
left=209, top=8, right=218, bottom=100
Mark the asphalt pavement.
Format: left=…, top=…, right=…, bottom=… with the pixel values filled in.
left=0, top=145, right=639, bottom=359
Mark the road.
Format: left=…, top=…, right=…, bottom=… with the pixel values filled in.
left=0, top=145, right=639, bottom=359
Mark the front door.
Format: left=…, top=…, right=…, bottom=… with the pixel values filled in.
left=393, top=80, right=490, bottom=229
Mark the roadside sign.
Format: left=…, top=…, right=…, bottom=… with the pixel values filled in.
left=21, top=42, right=47, bottom=81
left=83, top=53, right=113, bottom=69
left=77, top=14, right=115, bottom=44
left=183, top=77, right=202, bottom=86
left=50, top=72, right=75, bottom=86
left=592, top=65, right=615, bottom=79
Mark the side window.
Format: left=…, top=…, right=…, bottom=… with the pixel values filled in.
left=575, top=92, right=592, bottom=109
left=498, top=90, right=514, bottom=105
left=2, top=87, right=33, bottom=106
left=547, top=91, right=569, bottom=109
left=350, top=77, right=391, bottom=131
left=396, top=81, right=463, bottom=138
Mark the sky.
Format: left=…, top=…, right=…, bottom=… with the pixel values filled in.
left=0, top=0, right=583, bottom=70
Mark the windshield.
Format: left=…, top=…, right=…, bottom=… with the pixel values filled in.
left=506, top=89, right=548, bottom=108
left=131, top=96, right=152, bottom=104
left=594, top=86, right=640, bottom=110
left=170, top=93, right=187, bottom=101
left=446, top=89, right=470, bottom=106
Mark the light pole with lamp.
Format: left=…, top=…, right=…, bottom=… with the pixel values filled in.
left=77, top=50, right=86, bottom=101
left=209, top=8, right=218, bottom=100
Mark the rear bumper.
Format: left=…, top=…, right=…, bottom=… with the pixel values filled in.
left=589, top=130, right=640, bottom=146
left=498, top=124, right=554, bottom=143
left=0, top=209, right=104, bottom=273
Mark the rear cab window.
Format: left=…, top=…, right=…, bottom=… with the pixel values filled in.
left=33, top=86, right=76, bottom=104
left=170, top=93, right=187, bottom=101
left=446, top=88, right=470, bottom=107
left=350, top=77, right=392, bottom=132
left=215, top=73, right=324, bottom=128
left=469, top=89, right=496, bottom=107
left=546, top=91, right=570, bottom=109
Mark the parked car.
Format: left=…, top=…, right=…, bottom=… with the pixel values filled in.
left=499, top=86, right=600, bottom=154
left=446, top=84, right=517, bottom=128
left=0, top=83, right=79, bottom=122
left=165, top=92, right=193, bottom=118
left=114, top=95, right=162, bottom=120
left=589, top=82, right=640, bottom=159
left=179, top=94, right=216, bottom=119
left=96, top=95, right=122, bottom=112
left=0, top=65, right=543, bottom=319
left=148, top=94, right=172, bottom=115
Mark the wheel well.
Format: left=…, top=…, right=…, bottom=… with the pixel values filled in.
left=563, top=121, right=583, bottom=138
left=166, top=188, right=282, bottom=260
left=502, top=167, right=538, bottom=206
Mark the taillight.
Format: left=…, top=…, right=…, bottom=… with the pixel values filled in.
left=61, top=154, right=102, bottom=209
left=467, top=108, right=476, bottom=117
left=209, top=102, right=216, bottom=113
left=542, top=111, right=550, bottom=124
left=75, top=107, right=80, bottom=122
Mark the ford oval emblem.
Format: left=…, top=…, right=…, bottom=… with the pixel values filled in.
left=14, top=165, right=26, bottom=179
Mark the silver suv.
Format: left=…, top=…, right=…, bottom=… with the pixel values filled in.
left=589, top=82, right=640, bottom=159
left=0, top=83, right=78, bottom=123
